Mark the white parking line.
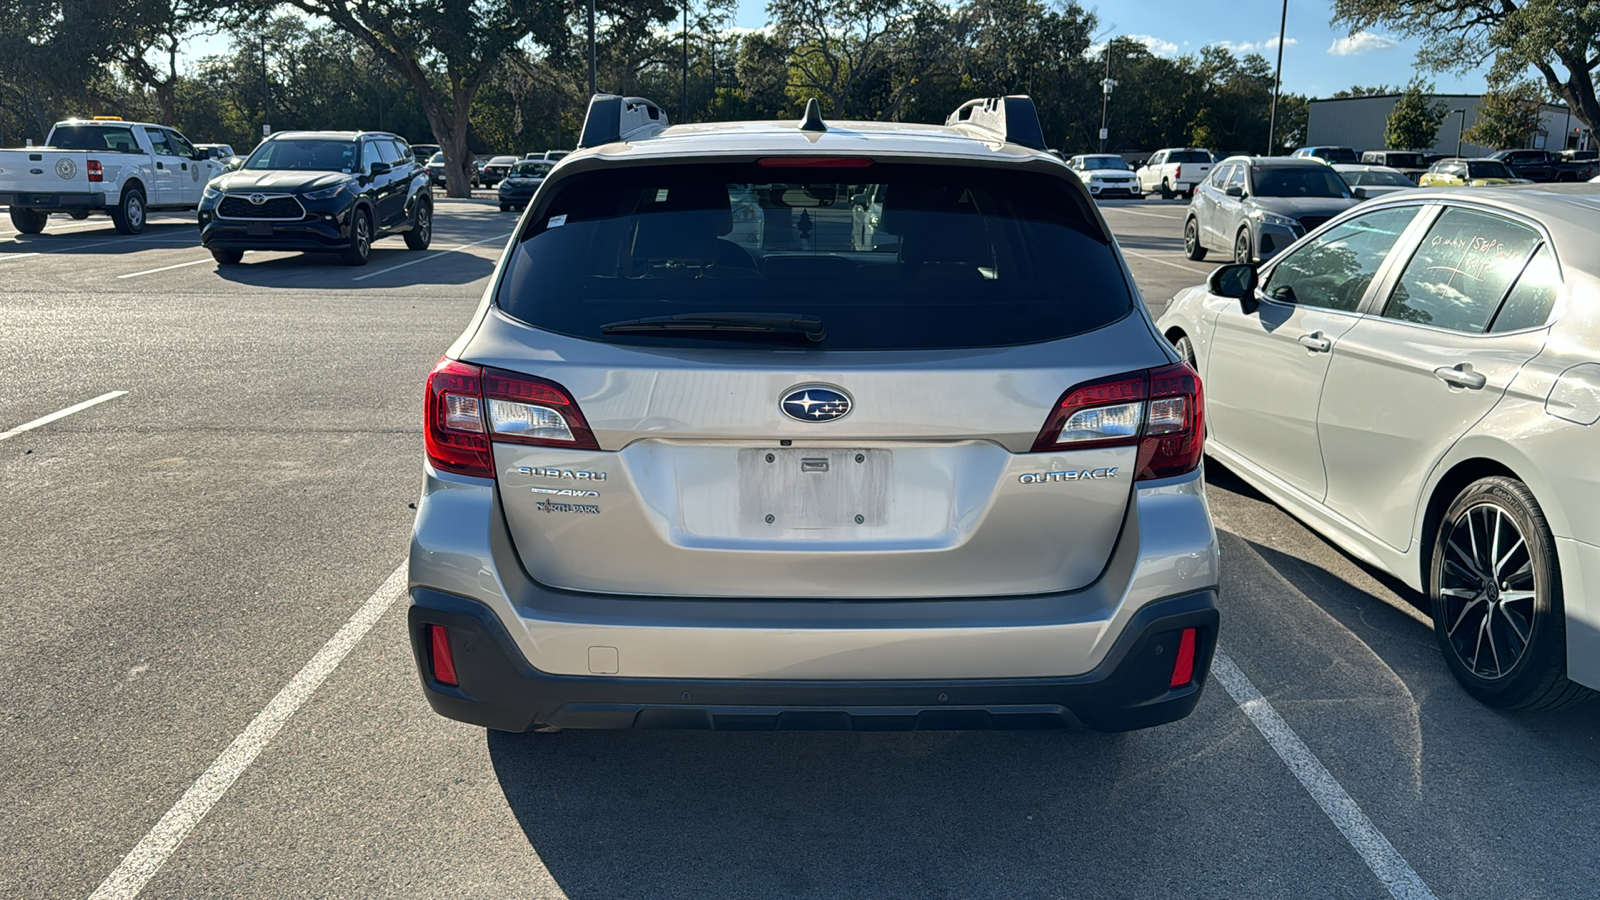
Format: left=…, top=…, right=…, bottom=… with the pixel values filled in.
left=1123, top=249, right=1210, bottom=273
left=1106, top=207, right=1187, bottom=220
left=117, top=258, right=212, bottom=279
left=0, top=252, right=42, bottom=263
left=87, top=563, right=408, bottom=900
left=352, top=230, right=512, bottom=281
left=1210, top=650, right=1437, bottom=900
left=0, top=391, right=128, bottom=442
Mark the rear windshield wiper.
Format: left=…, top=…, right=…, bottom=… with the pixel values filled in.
left=600, top=312, right=825, bottom=343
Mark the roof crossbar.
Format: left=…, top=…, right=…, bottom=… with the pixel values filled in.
left=577, top=94, right=669, bottom=149
left=945, top=96, right=1048, bottom=151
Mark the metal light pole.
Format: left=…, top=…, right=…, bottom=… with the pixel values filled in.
left=1266, top=0, right=1288, bottom=155
left=681, top=4, right=690, bottom=121
left=1453, top=108, right=1467, bottom=157
left=586, top=0, right=596, bottom=96
left=1099, top=42, right=1113, bottom=153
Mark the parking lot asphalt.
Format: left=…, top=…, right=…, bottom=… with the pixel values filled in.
left=2, top=196, right=1596, bottom=900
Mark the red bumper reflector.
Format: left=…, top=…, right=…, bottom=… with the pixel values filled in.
left=1170, top=627, right=1197, bottom=688
left=429, top=624, right=458, bottom=686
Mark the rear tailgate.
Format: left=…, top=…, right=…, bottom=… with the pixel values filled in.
left=0, top=149, right=93, bottom=201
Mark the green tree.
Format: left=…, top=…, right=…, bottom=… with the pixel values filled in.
left=1384, top=79, right=1448, bottom=149
left=271, top=0, right=568, bottom=197
left=1331, top=84, right=1395, bottom=98
left=1332, top=0, right=1600, bottom=134
left=1463, top=82, right=1548, bottom=149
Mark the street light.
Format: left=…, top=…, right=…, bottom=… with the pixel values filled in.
left=1266, top=0, right=1288, bottom=155
left=1099, top=44, right=1116, bottom=153
left=1453, top=108, right=1467, bottom=157
left=587, top=0, right=596, bottom=97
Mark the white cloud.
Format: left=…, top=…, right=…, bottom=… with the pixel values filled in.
left=1328, top=31, right=1398, bottom=55
left=1211, top=36, right=1298, bottom=54
left=1088, top=34, right=1180, bottom=58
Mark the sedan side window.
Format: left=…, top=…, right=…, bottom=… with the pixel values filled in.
left=1488, top=244, right=1559, bottom=333
left=1381, top=207, right=1543, bottom=333
left=1261, top=206, right=1421, bottom=312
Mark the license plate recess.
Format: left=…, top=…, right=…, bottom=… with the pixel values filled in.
left=738, top=448, right=890, bottom=530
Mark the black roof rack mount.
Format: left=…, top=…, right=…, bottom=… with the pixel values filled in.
left=945, top=96, right=1047, bottom=151
left=577, top=94, right=669, bottom=149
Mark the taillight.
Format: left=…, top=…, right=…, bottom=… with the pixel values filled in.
left=1170, top=627, right=1197, bottom=688
left=87, top=160, right=103, bottom=182
left=423, top=356, right=598, bottom=479
left=1032, top=362, right=1204, bottom=482
left=1174, top=164, right=1182, bottom=180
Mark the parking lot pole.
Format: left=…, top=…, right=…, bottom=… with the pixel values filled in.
left=587, top=0, right=596, bottom=96
left=1267, top=0, right=1287, bottom=154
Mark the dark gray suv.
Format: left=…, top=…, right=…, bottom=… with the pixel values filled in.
left=1184, top=156, right=1360, bottom=264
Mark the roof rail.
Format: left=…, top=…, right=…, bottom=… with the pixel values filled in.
left=577, top=94, right=669, bottom=149
left=945, top=96, right=1047, bottom=151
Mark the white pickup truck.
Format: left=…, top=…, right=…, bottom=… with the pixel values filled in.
left=0, top=117, right=224, bottom=234
left=1134, top=148, right=1215, bottom=200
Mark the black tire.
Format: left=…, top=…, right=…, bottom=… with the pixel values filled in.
left=1160, top=178, right=1173, bottom=200
left=499, top=203, right=511, bottom=212
left=68, top=209, right=90, bottom=220
left=1183, top=217, right=1207, bottom=260
left=1172, top=334, right=1197, bottom=369
left=110, top=187, right=146, bottom=234
left=1430, top=476, right=1591, bottom=709
left=9, top=207, right=48, bottom=234
left=211, top=248, right=244, bottom=265
left=404, top=200, right=432, bottom=250
left=1233, top=228, right=1253, bottom=264
left=340, top=207, right=372, bottom=266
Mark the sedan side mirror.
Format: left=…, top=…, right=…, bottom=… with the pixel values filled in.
left=1352, top=186, right=1368, bottom=199
left=1208, top=263, right=1259, bottom=314
left=369, top=161, right=392, bottom=176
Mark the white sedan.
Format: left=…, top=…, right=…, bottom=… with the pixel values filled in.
left=1158, top=185, right=1600, bottom=710
left=1332, top=163, right=1420, bottom=199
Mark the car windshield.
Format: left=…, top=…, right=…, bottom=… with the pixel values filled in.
left=245, top=139, right=359, bottom=172
left=428, top=152, right=444, bottom=165
left=496, top=161, right=1132, bottom=351
left=1318, top=148, right=1359, bottom=164
left=49, top=124, right=141, bottom=152
left=1467, top=161, right=1515, bottom=179
left=490, top=156, right=518, bottom=165
left=509, top=162, right=552, bottom=177
left=1380, top=153, right=1424, bottom=168
left=1251, top=165, right=1353, bottom=198
left=1170, top=150, right=1211, bottom=163
left=1346, top=169, right=1414, bottom=187
left=1080, top=156, right=1128, bottom=170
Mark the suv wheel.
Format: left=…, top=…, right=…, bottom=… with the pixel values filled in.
left=211, top=248, right=244, bottom=265
left=341, top=208, right=372, bottom=266
left=111, top=187, right=146, bottom=235
left=404, top=200, right=433, bottom=250
left=1183, top=217, right=1207, bottom=260
left=8, top=207, right=48, bottom=234
left=1233, top=228, right=1253, bottom=264
left=1430, top=477, right=1591, bottom=709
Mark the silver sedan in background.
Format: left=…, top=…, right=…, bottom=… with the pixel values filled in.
left=1159, top=185, right=1600, bottom=710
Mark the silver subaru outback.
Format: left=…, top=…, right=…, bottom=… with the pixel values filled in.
left=406, top=94, right=1220, bottom=732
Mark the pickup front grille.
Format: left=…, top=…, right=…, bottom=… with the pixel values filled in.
left=217, top=194, right=306, bottom=221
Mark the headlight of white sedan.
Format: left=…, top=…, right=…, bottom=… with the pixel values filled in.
left=1251, top=209, right=1300, bottom=229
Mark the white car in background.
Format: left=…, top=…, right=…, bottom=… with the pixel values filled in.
left=1136, top=148, right=1214, bottom=199
left=1065, top=154, right=1142, bottom=198
left=1332, top=164, right=1420, bottom=200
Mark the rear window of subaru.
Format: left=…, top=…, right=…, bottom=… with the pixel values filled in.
left=494, top=161, right=1133, bottom=350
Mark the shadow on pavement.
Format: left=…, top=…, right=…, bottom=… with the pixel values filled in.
left=0, top=221, right=197, bottom=255
left=211, top=244, right=496, bottom=288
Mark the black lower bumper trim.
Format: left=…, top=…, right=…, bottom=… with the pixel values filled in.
left=408, top=587, right=1219, bottom=733
left=0, top=192, right=103, bottom=209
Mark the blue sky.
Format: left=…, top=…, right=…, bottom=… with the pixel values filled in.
left=726, top=0, right=1490, bottom=99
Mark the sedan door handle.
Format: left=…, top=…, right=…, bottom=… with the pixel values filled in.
left=1297, top=331, right=1332, bottom=353
left=1434, top=363, right=1487, bottom=390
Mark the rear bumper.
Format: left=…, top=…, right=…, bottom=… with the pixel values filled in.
left=409, top=586, right=1218, bottom=733
left=0, top=192, right=104, bottom=209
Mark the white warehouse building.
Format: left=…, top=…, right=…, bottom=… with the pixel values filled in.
left=1305, top=93, right=1590, bottom=155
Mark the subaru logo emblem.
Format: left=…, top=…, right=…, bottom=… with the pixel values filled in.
left=781, top=386, right=852, bottom=422
left=249, top=193, right=266, bottom=205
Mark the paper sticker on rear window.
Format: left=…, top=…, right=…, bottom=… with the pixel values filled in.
left=547, top=214, right=567, bottom=228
